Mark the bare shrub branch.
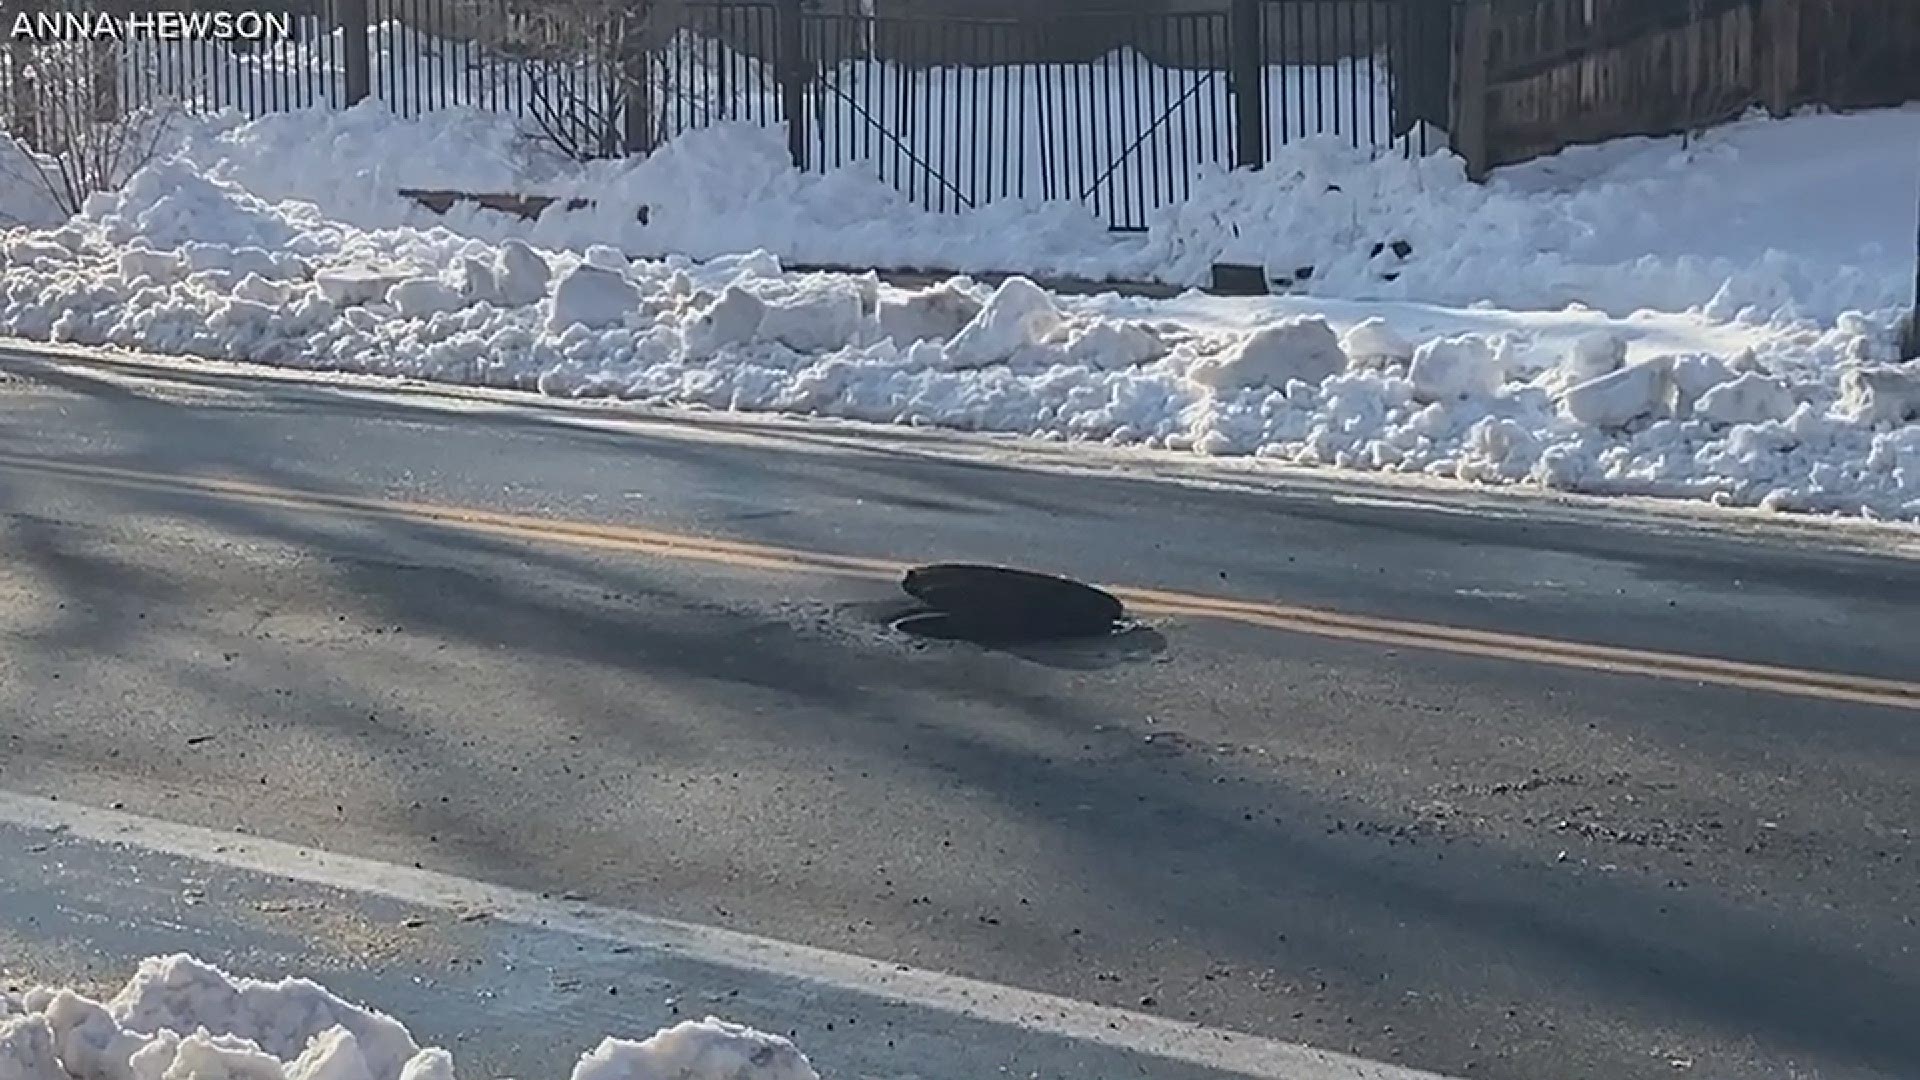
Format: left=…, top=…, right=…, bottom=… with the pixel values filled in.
left=1, top=37, right=181, bottom=218
left=450, top=0, right=774, bottom=163
left=451, top=0, right=661, bottom=161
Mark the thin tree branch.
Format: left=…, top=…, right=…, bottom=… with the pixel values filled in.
left=0, top=39, right=181, bottom=218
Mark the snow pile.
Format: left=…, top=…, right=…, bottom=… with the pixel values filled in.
left=1406, top=334, right=1508, bottom=402
left=1, top=98, right=1918, bottom=521
left=1140, top=108, right=1920, bottom=325
left=91, top=100, right=1920, bottom=331
left=1, top=164, right=1915, bottom=520
left=162, top=105, right=566, bottom=234
left=575, top=1022, right=818, bottom=1080
left=146, top=106, right=1129, bottom=281
left=1189, top=317, right=1346, bottom=392
left=0, top=955, right=818, bottom=1080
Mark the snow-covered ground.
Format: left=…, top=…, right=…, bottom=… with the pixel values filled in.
left=0, top=955, right=820, bottom=1080
left=1, top=92, right=1918, bottom=520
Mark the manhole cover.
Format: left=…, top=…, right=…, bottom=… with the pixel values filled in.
left=893, top=563, right=1127, bottom=644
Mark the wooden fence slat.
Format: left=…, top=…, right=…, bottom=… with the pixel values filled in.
left=1484, top=0, right=1756, bottom=165
left=1453, top=0, right=1493, bottom=180
left=1481, top=0, right=1920, bottom=168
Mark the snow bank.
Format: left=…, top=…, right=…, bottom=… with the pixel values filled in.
left=2, top=100, right=1917, bottom=522
left=1, top=168, right=1914, bottom=520
left=1138, top=108, right=1920, bottom=325
left=4, top=0, right=1915, bottom=346
left=72, top=100, right=1919, bottom=330
left=150, top=106, right=1130, bottom=284
left=0, top=956, right=818, bottom=1080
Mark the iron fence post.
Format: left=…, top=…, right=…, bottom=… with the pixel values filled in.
left=1908, top=158, right=1920, bottom=358
left=3, top=1, right=37, bottom=148
left=777, top=0, right=809, bottom=170
left=1229, top=0, right=1264, bottom=170
left=619, top=0, right=656, bottom=155
left=90, top=0, right=124, bottom=122
left=339, top=0, right=370, bottom=106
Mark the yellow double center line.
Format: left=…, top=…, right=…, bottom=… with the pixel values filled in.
left=4, top=452, right=1917, bottom=712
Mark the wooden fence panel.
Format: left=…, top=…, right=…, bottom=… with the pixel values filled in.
left=1470, top=0, right=1766, bottom=169
left=1797, top=0, right=1920, bottom=109
left=1460, top=0, right=1920, bottom=172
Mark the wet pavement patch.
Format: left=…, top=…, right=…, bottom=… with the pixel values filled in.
left=893, top=564, right=1128, bottom=644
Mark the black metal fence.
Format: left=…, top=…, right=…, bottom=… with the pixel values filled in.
left=665, top=0, right=1456, bottom=226
left=782, top=10, right=1255, bottom=223
left=1, top=0, right=1458, bottom=230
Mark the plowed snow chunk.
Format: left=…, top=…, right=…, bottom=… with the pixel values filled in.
left=1695, top=372, right=1797, bottom=425
left=495, top=240, right=552, bottom=306
left=1559, top=331, right=1627, bottom=386
left=1190, top=317, right=1345, bottom=392
left=1840, top=361, right=1920, bottom=425
left=1340, top=317, right=1414, bottom=367
left=548, top=265, right=639, bottom=332
left=1667, top=354, right=1737, bottom=414
left=759, top=279, right=871, bottom=352
left=0, top=1014, right=63, bottom=1080
left=572, top=1020, right=820, bottom=1080
left=1408, top=334, right=1502, bottom=401
left=878, top=282, right=983, bottom=345
left=396, top=1049, right=453, bottom=1080
left=583, top=244, right=627, bottom=271
left=1559, top=358, right=1671, bottom=428
left=942, top=277, right=1063, bottom=369
left=457, top=257, right=498, bottom=303
left=315, top=266, right=411, bottom=306
left=388, top=278, right=465, bottom=318
left=688, top=286, right=767, bottom=352
left=118, top=246, right=188, bottom=284
left=1065, top=321, right=1168, bottom=370
left=233, top=273, right=296, bottom=306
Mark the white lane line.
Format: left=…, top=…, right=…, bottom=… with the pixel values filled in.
left=0, top=789, right=1458, bottom=1080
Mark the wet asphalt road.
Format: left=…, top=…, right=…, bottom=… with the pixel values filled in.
left=0, top=349, right=1917, bottom=1080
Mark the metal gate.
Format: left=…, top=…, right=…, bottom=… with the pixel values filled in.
left=782, top=8, right=1235, bottom=230
left=766, top=0, right=1455, bottom=231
